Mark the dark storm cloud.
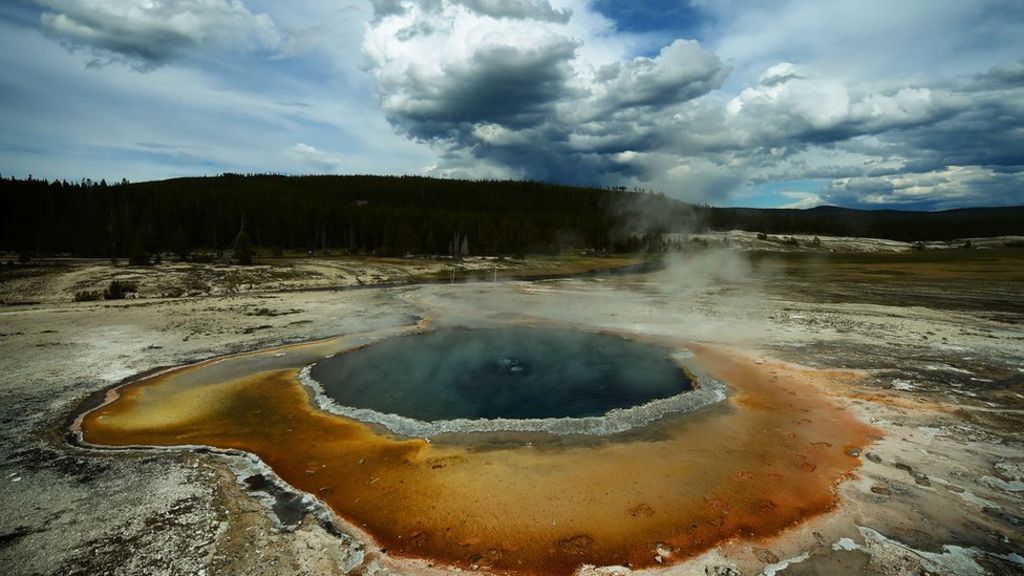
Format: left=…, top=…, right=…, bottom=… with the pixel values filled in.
left=729, top=65, right=1024, bottom=165
left=366, top=4, right=731, bottom=185
left=844, top=76, right=1024, bottom=178
left=821, top=167, right=1024, bottom=210
left=376, top=22, right=1024, bottom=204
left=41, top=11, right=192, bottom=67
left=360, top=3, right=1010, bottom=202
left=383, top=40, right=578, bottom=140
left=905, top=70, right=1024, bottom=171
left=716, top=60, right=1024, bottom=207
left=970, top=60, right=1024, bottom=90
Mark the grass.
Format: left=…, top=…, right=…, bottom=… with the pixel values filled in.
left=749, top=249, right=1024, bottom=284
left=256, top=252, right=646, bottom=282
left=417, top=254, right=647, bottom=283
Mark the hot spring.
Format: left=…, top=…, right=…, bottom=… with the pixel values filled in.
left=308, top=327, right=693, bottom=422
left=75, top=320, right=875, bottom=575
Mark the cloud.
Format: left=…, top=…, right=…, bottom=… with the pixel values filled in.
left=8, top=0, right=1023, bottom=209
left=593, top=40, right=728, bottom=112
left=370, top=0, right=571, bottom=23
left=36, top=0, right=279, bottom=70
left=381, top=39, right=579, bottom=139
left=452, top=0, right=572, bottom=23
left=369, top=0, right=413, bottom=19
left=972, top=60, right=1024, bottom=90
left=726, top=63, right=852, bottom=139
left=715, top=59, right=1024, bottom=207
left=363, top=0, right=729, bottom=193
left=291, top=143, right=345, bottom=172
left=361, top=1, right=1024, bottom=207
left=822, top=166, right=1024, bottom=210
left=778, top=190, right=824, bottom=209
left=699, top=0, right=1024, bottom=86
left=0, top=13, right=437, bottom=184
left=726, top=64, right=973, bottom=147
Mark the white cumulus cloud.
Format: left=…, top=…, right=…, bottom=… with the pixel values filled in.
left=291, top=143, right=345, bottom=172
left=362, top=0, right=728, bottom=192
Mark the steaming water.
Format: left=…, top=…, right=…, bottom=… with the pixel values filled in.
left=309, top=327, right=692, bottom=421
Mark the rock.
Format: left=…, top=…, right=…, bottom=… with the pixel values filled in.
left=705, top=565, right=742, bottom=576
left=753, top=548, right=780, bottom=563
left=995, top=461, right=1024, bottom=482
left=983, top=507, right=1024, bottom=526
left=979, top=475, right=1024, bottom=493
left=891, top=461, right=931, bottom=486
left=865, top=452, right=882, bottom=464
left=871, top=484, right=892, bottom=495
left=557, top=535, right=594, bottom=556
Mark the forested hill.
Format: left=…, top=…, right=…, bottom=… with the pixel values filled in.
left=705, top=205, right=1024, bottom=243
left=1, top=174, right=1021, bottom=259
left=0, top=175, right=671, bottom=258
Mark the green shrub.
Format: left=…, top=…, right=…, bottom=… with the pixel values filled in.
left=74, top=290, right=103, bottom=302
left=104, top=280, right=138, bottom=300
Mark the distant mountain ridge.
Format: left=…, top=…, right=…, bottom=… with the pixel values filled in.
left=705, top=204, right=1024, bottom=242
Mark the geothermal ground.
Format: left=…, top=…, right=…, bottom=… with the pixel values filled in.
left=0, top=239, right=1022, bottom=576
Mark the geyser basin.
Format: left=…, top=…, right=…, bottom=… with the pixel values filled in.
left=310, top=327, right=691, bottom=421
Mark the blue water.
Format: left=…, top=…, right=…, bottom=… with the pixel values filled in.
left=310, top=327, right=691, bottom=421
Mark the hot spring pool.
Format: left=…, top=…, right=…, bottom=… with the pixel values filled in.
left=77, top=323, right=873, bottom=574
left=307, top=327, right=693, bottom=422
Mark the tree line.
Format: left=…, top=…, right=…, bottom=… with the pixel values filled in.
left=705, top=205, right=1024, bottom=243
left=0, top=174, right=685, bottom=261
left=1, top=174, right=1019, bottom=262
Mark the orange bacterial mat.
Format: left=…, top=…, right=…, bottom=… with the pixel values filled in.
left=78, top=338, right=877, bottom=575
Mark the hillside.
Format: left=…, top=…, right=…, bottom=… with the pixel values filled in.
left=706, top=205, right=1024, bottom=243
left=1, top=174, right=1021, bottom=259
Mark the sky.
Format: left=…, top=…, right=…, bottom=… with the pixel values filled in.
left=1, top=0, right=1022, bottom=210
